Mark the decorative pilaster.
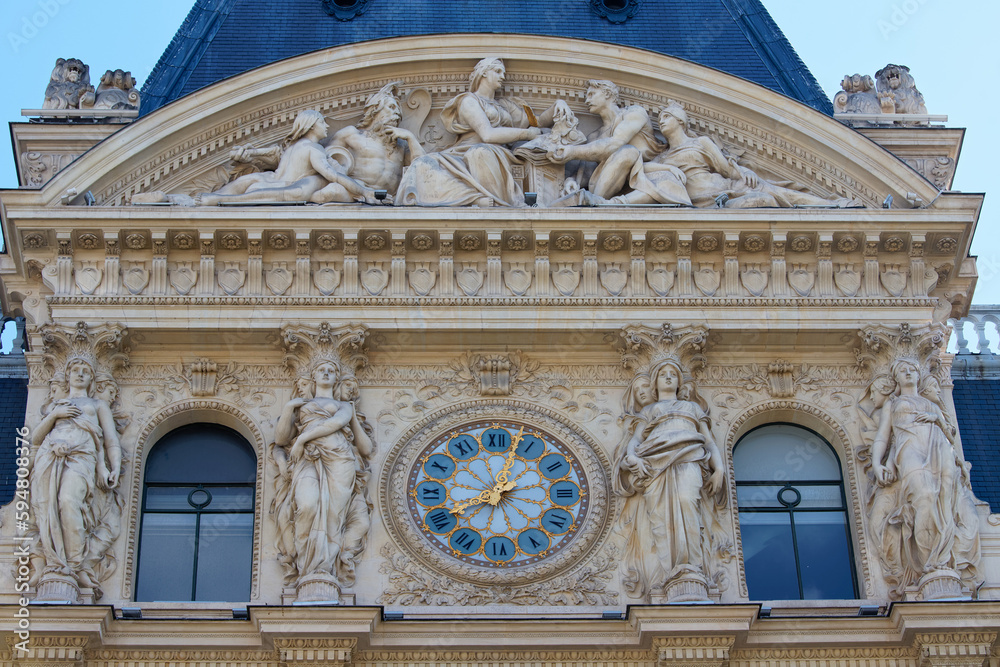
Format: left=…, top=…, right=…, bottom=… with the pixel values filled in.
left=486, top=232, right=503, bottom=296
left=438, top=233, right=454, bottom=296
left=533, top=234, right=550, bottom=296
left=864, top=234, right=882, bottom=297
left=343, top=232, right=359, bottom=296
left=582, top=233, right=599, bottom=296
left=56, top=233, right=73, bottom=295
left=817, top=234, right=834, bottom=296
left=246, top=233, right=263, bottom=295
left=910, top=234, right=928, bottom=297
left=723, top=233, right=740, bottom=296
left=103, top=233, right=120, bottom=296
left=630, top=232, right=646, bottom=297
left=295, top=233, right=311, bottom=296
left=676, top=234, right=693, bottom=296
left=198, top=233, right=215, bottom=296
left=391, top=233, right=407, bottom=295
left=770, top=233, right=787, bottom=296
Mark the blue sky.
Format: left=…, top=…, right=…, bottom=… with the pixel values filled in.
left=1, top=0, right=997, bottom=350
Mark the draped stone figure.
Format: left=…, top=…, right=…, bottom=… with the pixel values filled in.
left=26, top=323, right=128, bottom=603
left=866, top=358, right=982, bottom=599
left=272, top=323, right=373, bottom=603
left=613, top=357, right=729, bottom=602
left=395, top=57, right=546, bottom=207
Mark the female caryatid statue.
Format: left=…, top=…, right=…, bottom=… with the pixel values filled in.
left=272, top=360, right=374, bottom=601
left=30, top=356, right=123, bottom=599
left=613, top=359, right=729, bottom=602
left=867, top=358, right=982, bottom=598
left=395, top=57, right=548, bottom=207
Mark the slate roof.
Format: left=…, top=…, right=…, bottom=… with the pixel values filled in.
left=0, top=362, right=29, bottom=507
left=140, top=0, right=833, bottom=116
left=952, top=378, right=1000, bottom=512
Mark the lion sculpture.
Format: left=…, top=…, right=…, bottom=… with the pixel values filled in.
left=875, top=63, right=927, bottom=114
left=43, top=58, right=96, bottom=110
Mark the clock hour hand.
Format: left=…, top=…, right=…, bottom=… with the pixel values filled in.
left=449, top=487, right=496, bottom=516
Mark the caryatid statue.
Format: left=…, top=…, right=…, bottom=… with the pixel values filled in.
left=271, top=323, right=374, bottom=603
left=858, top=325, right=982, bottom=600
left=612, top=324, right=732, bottom=603
left=27, top=322, right=128, bottom=602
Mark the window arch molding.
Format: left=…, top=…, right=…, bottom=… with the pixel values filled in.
left=722, top=402, right=871, bottom=600
left=122, top=401, right=265, bottom=601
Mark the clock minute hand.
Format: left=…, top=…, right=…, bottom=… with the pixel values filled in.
left=493, top=426, right=524, bottom=493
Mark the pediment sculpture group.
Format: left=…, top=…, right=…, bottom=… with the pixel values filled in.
left=135, top=57, right=858, bottom=209
left=23, top=323, right=981, bottom=603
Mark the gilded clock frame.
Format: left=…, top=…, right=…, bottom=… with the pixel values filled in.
left=380, top=400, right=615, bottom=586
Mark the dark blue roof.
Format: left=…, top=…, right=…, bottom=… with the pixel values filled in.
left=953, top=378, right=1000, bottom=512
left=0, top=371, right=28, bottom=506
left=140, top=0, right=833, bottom=116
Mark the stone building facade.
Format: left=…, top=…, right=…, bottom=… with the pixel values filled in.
left=1, top=1, right=998, bottom=664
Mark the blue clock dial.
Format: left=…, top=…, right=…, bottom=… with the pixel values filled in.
left=406, top=420, right=589, bottom=568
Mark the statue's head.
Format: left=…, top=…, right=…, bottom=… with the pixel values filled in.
left=469, top=57, right=505, bottom=92
left=648, top=358, right=686, bottom=401
left=875, top=64, right=913, bottom=92
left=335, top=376, right=360, bottom=402
left=288, top=109, right=328, bottom=143
left=889, top=358, right=922, bottom=390
left=358, top=82, right=402, bottom=131
left=586, top=79, right=621, bottom=107
left=658, top=100, right=688, bottom=129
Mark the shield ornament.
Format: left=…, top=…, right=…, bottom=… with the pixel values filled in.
left=504, top=262, right=532, bottom=296
left=788, top=263, right=815, bottom=297
left=552, top=262, right=580, bottom=296
left=122, top=261, right=149, bottom=295
left=646, top=263, right=674, bottom=297
left=600, top=263, right=628, bottom=296
left=408, top=262, right=437, bottom=296
left=456, top=262, right=484, bottom=297
left=266, top=262, right=293, bottom=295
left=740, top=263, right=768, bottom=297
left=880, top=264, right=906, bottom=297
left=693, top=263, right=720, bottom=297
left=218, top=261, right=245, bottom=295
left=361, top=261, right=388, bottom=296
left=834, top=263, right=860, bottom=297
left=313, top=262, right=341, bottom=296
left=169, top=261, right=197, bottom=295
left=75, top=261, right=103, bottom=295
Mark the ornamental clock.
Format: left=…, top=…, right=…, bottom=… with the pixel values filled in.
left=381, top=404, right=612, bottom=588
left=406, top=420, right=588, bottom=567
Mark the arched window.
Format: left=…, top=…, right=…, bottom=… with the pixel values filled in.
left=136, top=424, right=256, bottom=601
left=734, top=424, right=857, bottom=600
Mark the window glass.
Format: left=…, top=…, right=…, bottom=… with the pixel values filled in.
left=733, top=424, right=842, bottom=481
left=734, top=424, right=857, bottom=600
left=144, top=424, right=256, bottom=483
left=136, top=424, right=256, bottom=602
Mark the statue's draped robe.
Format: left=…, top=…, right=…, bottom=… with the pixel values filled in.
left=272, top=399, right=371, bottom=587
left=31, top=399, right=120, bottom=591
left=614, top=399, right=726, bottom=598
left=396, top=92, right=525, bottom=207
left=868, top=394, right=981, bottom=596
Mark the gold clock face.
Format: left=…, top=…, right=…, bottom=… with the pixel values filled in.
left=406, top=419, right=589, bottom=568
